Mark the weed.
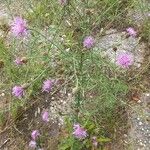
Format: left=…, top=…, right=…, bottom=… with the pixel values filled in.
left=0, top=0, right=148, bottom=149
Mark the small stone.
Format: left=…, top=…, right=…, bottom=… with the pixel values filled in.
left=63, top=101, right=66, bottom=104
left=2, top=93, right=5, bottom=96
left=66, top=48, right=70, bottom=52
left=68, top=93, right=71, bottom=96
left=137, top=117, right=140, bottom=120
left=137, top=63, right=141, bottom=68
left=144, top=141, right=147, bottom=144
left=139, top=122, right=143, bottom=125
left=139, top=142, right=144, bottom=146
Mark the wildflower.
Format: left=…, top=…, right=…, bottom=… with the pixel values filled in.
left=12, top=86, right=24, bottom=98
left=29, top=140, right=36, bottom=149
left=83, top=36, right=95, bottom=49
left=11, top=16, right=28, bottom=37
left=42, top=79, right=53, bottom=93
left=73, top=124, right=88, bottom=139
left=42, top=110, right=49, bottom=122
left=116, top=52, right=134, bottom=68
left=126, top=27, right=137, bottom=37
left=59, top=0, right=67, bottom=5
left=92, top=136, right=98, bottom=147
left=14, top=58, right=23, bottom=65
left=31, top=130, right=40, bottom=140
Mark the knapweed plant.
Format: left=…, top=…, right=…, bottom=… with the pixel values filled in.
left=0, top=0, right=146, bottom=149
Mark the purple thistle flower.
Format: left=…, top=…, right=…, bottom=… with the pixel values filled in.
left=126, top=27, right=137, bottom=37
left=14, top=58, right=23, bottom=65
left=11, top=16, right=28, bottom=37
left=31, top=130, right=40, bottom=140
left=42, top=79, right=53, bottom=93
left=73, top=124, right=88, bottom=139
left=59, top=0, right=67, bottom=5
left=116, top=52, right=134, bottom=68
left=12, top=86, right=24, bottom=98
left=83, top=36, right=95, bottom=49
left=42, top=110, right=49, bottom=122
left=29, top=140, right=36, bottom=149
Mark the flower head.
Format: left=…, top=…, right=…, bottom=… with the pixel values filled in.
left=42, top=79, right=53, bottom=93
left=126, top=27, right=137, bottom=37
left=42, top=110, right=49, bottom=122
left=29, top=140, right=36, bottom=149
left=31, top=130, right=40, bottom=140
left=73, top=124, right=88, bottom=139
left=59, top=0, right=67, bottom=5
left=12, top=86, right=24, bottom=98
left=116, top=52, right=134, bottom=68
left=92, top=136, right=98, bottom=147
left=11, top=16, right=28, bottom=37
left=14, top=58, right=23, bottom=65
left=83, top=36, right=95, bottom=49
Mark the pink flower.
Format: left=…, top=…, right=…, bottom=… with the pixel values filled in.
left=31, top=130, right=40, bottom=140
left=11, top=16, right=28, bottom=37
left=29, top=140, right=36, bottom=149
left=83, top=36, right=95, bottom=49
left=12, top=86, right=24, bottom=98
left=59, top=0, right=67, bottom=5
left=14, top=58, right=23, bottom=65
left=116, top=52, right=134, bottom=68
left=73, top=124, right=88, bottom=139
left=126, top=27, right=137, bottom=37
left=42, top=79, right=53, bottom=93
left=42, top=110, right=49, bottom=122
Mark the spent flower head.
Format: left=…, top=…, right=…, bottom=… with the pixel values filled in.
left=29, top=140, right=36, bottom=149
left=42, top=79, right=54, bottom=93
left=83, top=36, right=95, bottom=49
left=14, top=58, right=24, bottom=65
left=12, top=86, right=24, bottom=98
left=92, top=136, right=98, bottom=147
left=11, top=16, right=28, bottom=37
left=42, top=110, right=49, bottom=122
left=59, top=0, right=67, bottom=5
left=73, top=124, right=88, bottom=139
left=116, top=52, right=134, bottom=68
left=126, top=27, right=137, bottom=37
left=31, top=130, right=40, bottom=140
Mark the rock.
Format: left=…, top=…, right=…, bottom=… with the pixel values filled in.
left=96, top=29, right=145, bottom=68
